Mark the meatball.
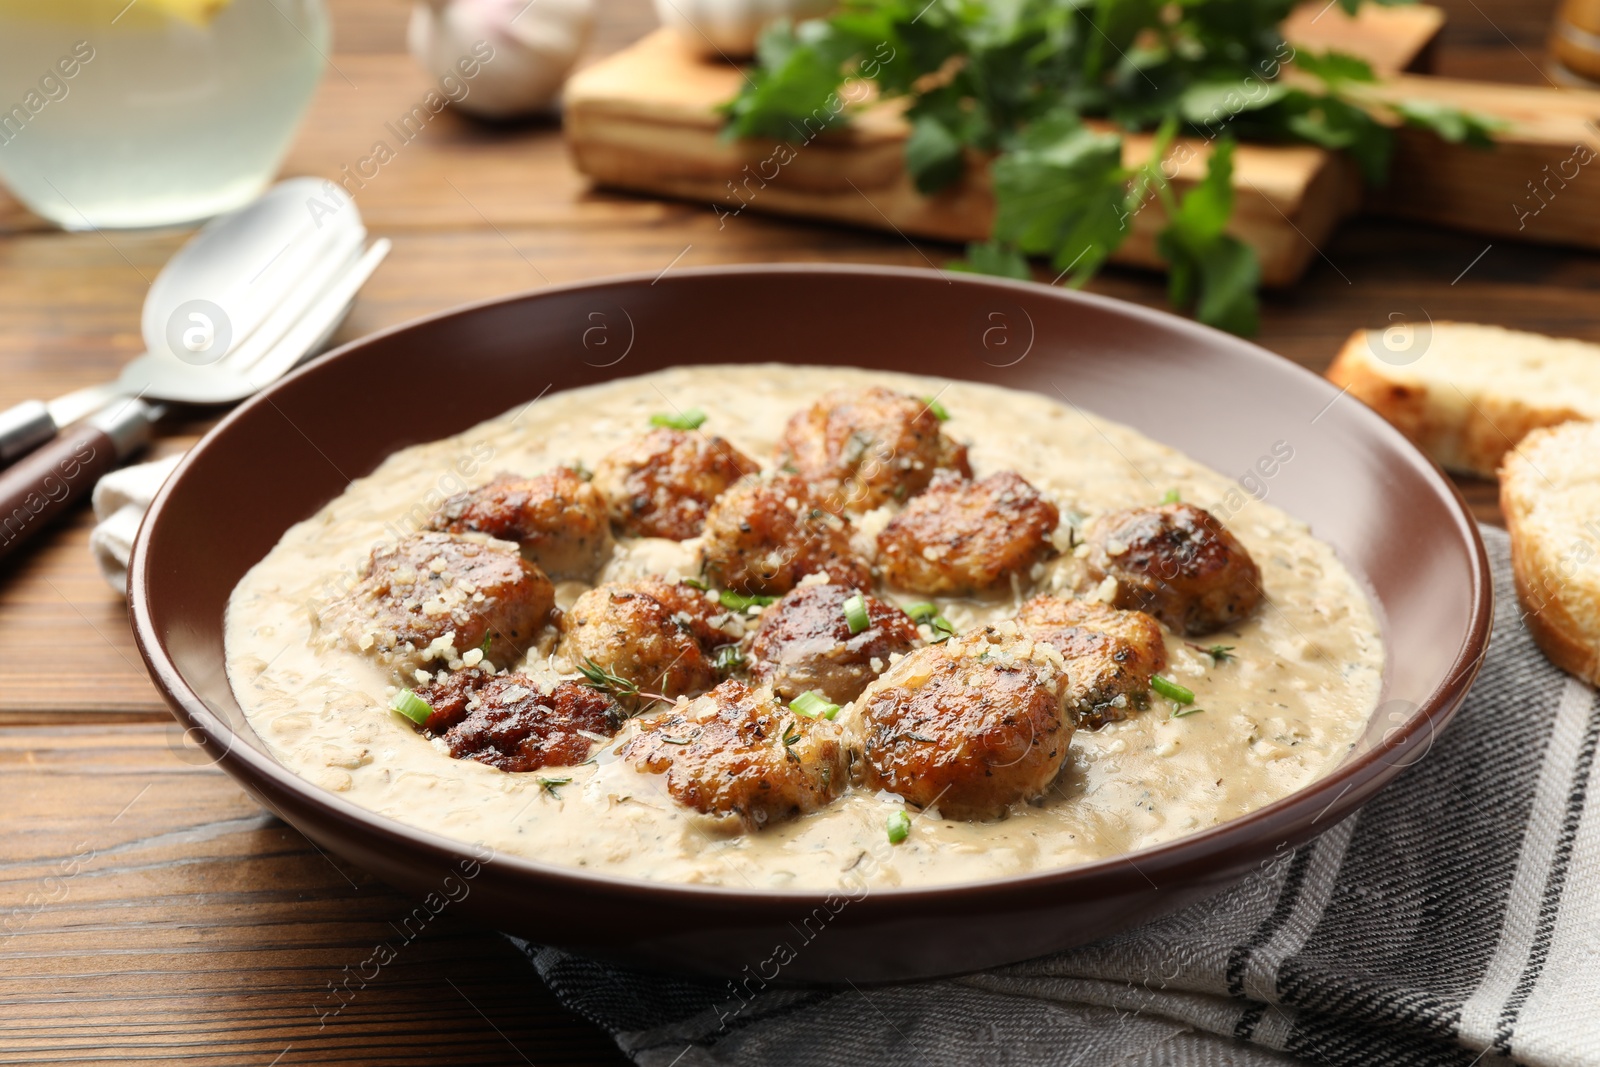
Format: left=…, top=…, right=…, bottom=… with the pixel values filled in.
left=876, top=470, right=1060, bottom=596
left=592, top=428, right=758, bottom=540
left=413, top=670, right=623, bottom=772
left=621, top=679, right=847, bottom=830
left=749, top=583, right=920, bottom=704
left=316, top=532, right=554, bottom=676
left=699, top=474, right=872, bottom=596
left=779, top=386, right=971, bottom=513
left=1016, top=596, right=1167, bottom=728
left=429, top=468, right=612, bottom=580
left=559, top=577, right=739, bottom=704
left=853, top=627, right=1073, bottom=820
left=1081, top=503, right=1262, bottom=636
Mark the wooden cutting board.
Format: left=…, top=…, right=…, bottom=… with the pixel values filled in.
left=566, top=5, right=1600, bottom=286
left=564, top=5, right=1444, bottom=287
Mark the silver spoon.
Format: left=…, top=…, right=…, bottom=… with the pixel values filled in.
left=0, top=178, right=389, bottom=560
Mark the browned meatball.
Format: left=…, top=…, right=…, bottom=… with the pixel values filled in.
left=592, top=429, right=758, bottom=540
left=1016, top=596, right=1167, bottom=728
left=621, top=679, right=847, bottom=830
left=316, top=532, right=554, bottom=675
left=749, top=583, right=920, bottom=704
left=559, top=578, right=739, bottom=704
left=429, top=468, right=611, bottom=580
left=876, top=470, right=1059, bottom=596
left=699, top=474, right=872, bottom=596
left=854, top=627, right=1073, bottom=820
left=1081, top=503, right=1262, bottom=636
left=778, top=386, right=971, bottom=513
left=412, top=670, right=623, bottom=772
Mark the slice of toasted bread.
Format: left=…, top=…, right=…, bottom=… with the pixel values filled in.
left=1503, top=420, right=1600, bottom=686
left=1326, top=322, right=1600, bottom=478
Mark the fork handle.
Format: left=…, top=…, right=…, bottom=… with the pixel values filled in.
left=0, top=401, right=154, bottom=563
left=0, top=400, right=57, bottom=466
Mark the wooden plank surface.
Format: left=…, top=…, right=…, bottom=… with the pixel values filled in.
left=0, top=0, right=1590, bottom=1062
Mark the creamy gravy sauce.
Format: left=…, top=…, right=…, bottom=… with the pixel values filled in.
left=225, top=365, right=1383, bottom=889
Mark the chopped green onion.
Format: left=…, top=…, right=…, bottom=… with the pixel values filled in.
left=886, top=809, right=911, bottom=844
left=1151, top=674, right=1195, bottom=704
left=713, top=644, right=745, bottom=673
left=720, top=589, right=777, bottom=611
left=389, top=688, right=434, bottom=725
left=679, top=576, right=708, bottom=591
left=651, top=408, right=707, bottom=431
left=842, top=593, right=869, bottom=635
left=922, top=396, right=950, bottom=421
left=905, top=602, right=940, bottom=624
left=927, top=616, right=957, bottom=643
left=1172, top=707, right=1207, bottom=719
left=790, top=690, right=840, bottom=720
left=1163, top=489, right=1181, bottom=504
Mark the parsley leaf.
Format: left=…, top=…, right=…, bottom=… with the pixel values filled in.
left=1393, top=98, right=1505, bottom=148
left=1155, top=138, right=1261, bottom=335
left=948, top=239, right=1032, bottom=280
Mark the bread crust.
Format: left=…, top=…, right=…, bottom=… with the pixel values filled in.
left=1327, top=328, right=1586, bottom=478
left=1502, top=424, right=1600, bottom=687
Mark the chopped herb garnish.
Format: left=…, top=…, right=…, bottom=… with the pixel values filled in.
left=1163, top=489, right=1181, bottom=504
left=538, top=775, right=573, bottom=795
left=478, top=633, right=493, bottom=656
left=679, top=576, right=709, bottom=591
left=927, top=616, right=957, bottom=643
left=1172, top=707, right=1207, bottom=719
left=571, top=462, right=594, bottom=482
left=659, top=734, right=695, bottom=745
left=841, top=430, right=873, bottom=467
left=713, top=643, right=745, bottom=673
left=576, top=657, right=643, bottom=702
left=842, top=593, right=869, bottom=635
left=389, top=688, right=434, bottom=725
left=922, top=396, right=950, bottom=421
left=1187, top=643, right=1236, bottom=665
left=1151, top=674, right=1195, bottom=705
left=790, top=690, right=840, bottom=720
left=720, top=589, right=777, bottom=611
left=650, top=408, right=707, bottom=431
left=782, top=721, right=801, bottom=748
left=886, top=809, right=911, bottom=845
left=905, top=601, right=940, bottom=624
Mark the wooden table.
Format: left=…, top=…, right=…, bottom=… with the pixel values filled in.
left=0, top=0, right=1588, bottom=1061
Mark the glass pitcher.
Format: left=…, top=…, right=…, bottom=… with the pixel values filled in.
left=0, top=0, right=328, bottom=230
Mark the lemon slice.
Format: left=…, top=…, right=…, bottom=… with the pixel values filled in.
left=0, top=0, right=233, bottom=27
left=142, top=0, right=233, bottom=26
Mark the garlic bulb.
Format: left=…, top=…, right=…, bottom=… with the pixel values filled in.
left=407, top=0, right=595, bottom=119
left=654, top=0, right=835, bottom=58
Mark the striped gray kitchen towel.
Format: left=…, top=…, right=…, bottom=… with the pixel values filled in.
left=511, top=527, right=1600, bottom=1066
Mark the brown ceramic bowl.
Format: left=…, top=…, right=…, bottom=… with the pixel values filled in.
left=129, top=265, right=1490, bottom=983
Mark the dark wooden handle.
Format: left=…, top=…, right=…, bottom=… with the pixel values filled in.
left=0, top=422, right=118, bottom=562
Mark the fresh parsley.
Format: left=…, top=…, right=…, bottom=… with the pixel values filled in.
left=724, top=0, right=1500, bottom=335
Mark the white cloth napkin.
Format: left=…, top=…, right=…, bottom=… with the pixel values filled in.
left=89, top=454, right=181, bottom=594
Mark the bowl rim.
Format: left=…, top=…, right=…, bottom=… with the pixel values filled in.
left=129, top=262, right=1494, bottom=906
